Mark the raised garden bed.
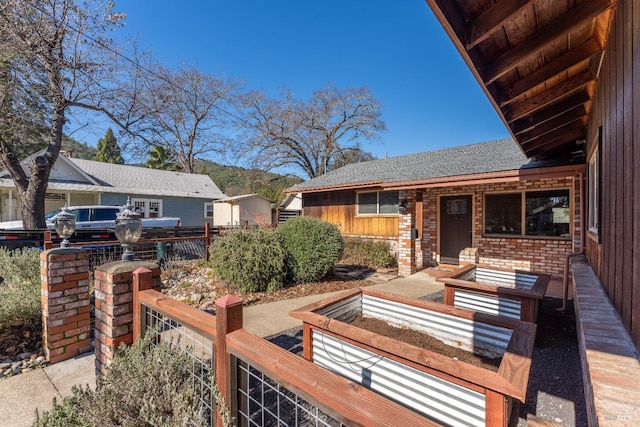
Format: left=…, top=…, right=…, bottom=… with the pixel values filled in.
left=290, top=288, right=536, bottom=427
left=437, top=265, right=551, bottom=323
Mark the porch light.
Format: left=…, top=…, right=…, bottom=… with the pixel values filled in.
left=54, top=205, right=76, bottom=248
left=114, top=197, right=142, bottom=261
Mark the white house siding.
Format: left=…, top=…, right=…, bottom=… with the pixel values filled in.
left=239, top=197, right=272, bottom=226
left=213, top=202, right=233, bottom=226
left=213, top=195, right=273, bottom=227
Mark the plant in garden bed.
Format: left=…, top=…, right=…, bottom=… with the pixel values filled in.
left=341, top=237, right=395, bottom=269
left=0, top=247, right=42, bottom=357
left=209, top=227, right=287, bottom=293
left=33, top=331, right=233, bottom=426
left=276, top=217, right=344, bottom=283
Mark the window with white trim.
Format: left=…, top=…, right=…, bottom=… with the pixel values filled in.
left=204, top=202, right=214, bottom=218
left=484, top=190, right=570, bottom=238
left=357, top=190, right=399, bottom=215
left=132, top=198, right=162, bottom=218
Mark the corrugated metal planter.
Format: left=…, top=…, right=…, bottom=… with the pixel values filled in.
left=437, top=265, right=551, bottom=323
left=290, top=288, right=536, bottom=427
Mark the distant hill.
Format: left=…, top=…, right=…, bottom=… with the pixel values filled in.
left=195, top=159, right=303, bottom=206
left=60, top=136, right=98, bottom=160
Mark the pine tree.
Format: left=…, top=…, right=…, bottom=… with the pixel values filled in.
left=145, top=146, right=180, bottom=171
left=94, top=128, right=124, bottom=164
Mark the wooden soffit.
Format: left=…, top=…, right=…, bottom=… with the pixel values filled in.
left=424, top=0, right=617, bottom=159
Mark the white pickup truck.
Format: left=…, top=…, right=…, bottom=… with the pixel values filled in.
left=0, top=205, right=181, bottom=231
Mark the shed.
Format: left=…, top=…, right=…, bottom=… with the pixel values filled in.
left=213, top=194, right=273, bottom=227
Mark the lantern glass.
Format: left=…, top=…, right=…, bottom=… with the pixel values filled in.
left=115, top=197, right=142, bottom=261
left=114, top=217, right=143, bottom=244
left=54, top=206, right=76, bottom=248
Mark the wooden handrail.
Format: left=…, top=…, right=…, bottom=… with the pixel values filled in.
left=138, top=288, right=217, bottom=340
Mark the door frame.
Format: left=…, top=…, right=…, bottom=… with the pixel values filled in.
left=437, top=193, right=474, bottom=264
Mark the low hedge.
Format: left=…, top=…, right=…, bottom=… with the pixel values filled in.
left=276, top=217, right=344, bottom=283
left=209, top=228, right=287, bottom=293
left=341, top=237, right=395, bottom=269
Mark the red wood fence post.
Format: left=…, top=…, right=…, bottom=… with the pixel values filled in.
left=204, top=222, right=211, bottom=262
left=132, top=267, right=153, bottom=342
left=215, top=295, right=243, bottom=426
left=43, top=230, right=53, bottom=250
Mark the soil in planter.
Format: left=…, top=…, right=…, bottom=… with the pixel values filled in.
left=349, top=315, right=502, bottom=372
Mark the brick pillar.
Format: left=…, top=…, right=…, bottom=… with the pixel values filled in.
left=94, top=260, right=161, bottom=376
left=41, top=248, right=91, bottom=364
left=398, top=189, right=416, bottom=276
left=459, top=247, right=479, bottom=266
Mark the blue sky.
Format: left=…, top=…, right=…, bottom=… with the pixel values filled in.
left=79, top=1, right=510, bottom=161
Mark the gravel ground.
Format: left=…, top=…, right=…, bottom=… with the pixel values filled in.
left=268, top=293, right=586, bottom=427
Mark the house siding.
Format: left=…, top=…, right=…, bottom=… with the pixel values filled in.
left=101, top=193, right=210, bottom=227
left=303, top=190, right=399, bottom=237
left=585, top=0, right=640, bottom=348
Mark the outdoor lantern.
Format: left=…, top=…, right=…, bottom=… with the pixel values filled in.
left=114, top=197, right=142, bottom=261
left=54, top=205, right=76, bottom=248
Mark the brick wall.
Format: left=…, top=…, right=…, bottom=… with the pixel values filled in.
left=40, top=248, right=92, bottom=364
left=93, top=260, right=161, bottom=376
left=420, top=176, right=580, bottom=277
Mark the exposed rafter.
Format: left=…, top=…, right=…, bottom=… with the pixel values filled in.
left=499, top=38, right=603, bottom=106
left=466, top=0, right=532, bottom=50
left=482, top=0, right=615, bottom=85
left=424, top=0, right=617, bottom=159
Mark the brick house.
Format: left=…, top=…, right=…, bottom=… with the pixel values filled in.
left=394, top=1, right=639, bottom=423
left=288, top=138, right=584, bottom=278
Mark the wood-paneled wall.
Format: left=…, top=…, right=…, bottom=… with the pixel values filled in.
left=303, top=190, right=398, bottom=237
left=585, top=0, right=640, bottom=348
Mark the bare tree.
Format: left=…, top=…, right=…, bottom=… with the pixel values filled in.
left=234, top=84, right=385, bottom=179
left=122, top=64, right=242, bottom=173
left=0, top=0, right=125, bottom=228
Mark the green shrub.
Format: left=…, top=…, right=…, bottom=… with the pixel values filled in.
left=0, top=247, right=42, bottom=333
left=277, top=217, right=344, bottom=283
left=34, top=331, right=232, bottom=427
left=341, top=237, right=395, bottom=269
left=209, top=228, right=287, bottom=293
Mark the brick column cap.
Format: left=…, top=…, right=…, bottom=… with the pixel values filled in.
left=95, top=260, right=159, bottom=274
left=42, top=247, right=87, bottom=256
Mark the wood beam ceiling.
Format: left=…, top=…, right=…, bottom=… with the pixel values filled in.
left=482, top=0, right=616, bottom=85
left=424, top=0, right=617, bottom=159
left=498, top=38, right=603, bottom=106
left=465, top=0, right=532, bottom=50
left=505, top=70, right=596, bottom=123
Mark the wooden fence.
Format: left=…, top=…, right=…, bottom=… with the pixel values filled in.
left=130, top=269, right=434, bottom=427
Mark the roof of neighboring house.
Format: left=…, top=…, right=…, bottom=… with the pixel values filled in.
left=0, top=153, right=225, bottom=199
left=214, top=193, right=273, bottom=203
left=288, top=138, right=584, bottom=193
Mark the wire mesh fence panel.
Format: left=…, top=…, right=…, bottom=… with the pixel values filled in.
left=83, top=238, right=207, bottom=272
left=236, top=360, right=343, bottom=427
left=144, top=306, right=216, bottom=426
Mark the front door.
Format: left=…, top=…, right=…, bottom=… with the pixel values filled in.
left=440, top=195, right=472, bottom=265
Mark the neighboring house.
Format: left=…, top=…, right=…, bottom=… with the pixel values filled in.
left=213, top=193, right=273, bottom=227
left=277, top=193, right=302, bottom=223
left=0, top=151, right=225, bottom=227
left=288, top=138, right=584, bottom=277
